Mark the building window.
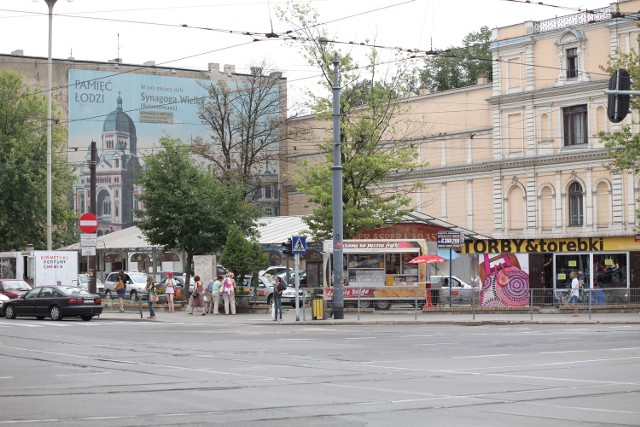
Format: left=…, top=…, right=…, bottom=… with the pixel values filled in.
left=264, top=185, right=272, bottom=199
left=563, top=105, right=588, bottom=146
left=566, top=47, right=578, bottom=78
left=569, top=182, right=583, bottom=226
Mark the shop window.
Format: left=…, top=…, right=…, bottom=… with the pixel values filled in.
left=566, top=47, right=578, bottom=78
left=568, top=182, right=584, bottom=226
left=555, top=254, right=589, bottom=289
left=563, top=105, right=588, bottom=146
left=593, top=254, right=627, bottom=288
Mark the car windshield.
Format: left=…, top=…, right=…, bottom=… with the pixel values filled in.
left=129, top=273, right=147, bottom=283
left=59, top=287, right=91, bottom=295
left=2, top=280, right=31, bottom=291
left=259, top=276, right=275, bottom=286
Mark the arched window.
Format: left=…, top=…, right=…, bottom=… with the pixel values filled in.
left=569, top=182, right=583, bottom=226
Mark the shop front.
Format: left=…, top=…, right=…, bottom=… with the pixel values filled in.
left=463, top=236, right=640, bottom=307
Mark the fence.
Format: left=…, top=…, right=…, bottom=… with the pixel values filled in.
left=100, top=293, right=144, bottom=318
left=317, top=287, right=640, bottom=321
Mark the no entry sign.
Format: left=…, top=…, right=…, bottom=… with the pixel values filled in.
left=79, top=212, right=98, bottom=234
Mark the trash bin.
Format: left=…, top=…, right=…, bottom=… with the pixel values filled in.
left=311, top=289, right=326, bottom=320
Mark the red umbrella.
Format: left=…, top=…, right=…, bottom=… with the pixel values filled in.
left=408, top=254, right=447, bottom=264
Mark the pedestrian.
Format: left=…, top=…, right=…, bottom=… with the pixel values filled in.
left=115, top=270, right=126, bottom=313
left=569, top=270, right=581, bottom=316
left=189, top=275, right=206, bottom=315
left=221, top=272, right=237, bottom=315
left=211, top=275, right=223, bottom=314
left=273, top=275, right=286, bottom=321
left=205, top=278, right=214, bottom=313
left=145, top=274, right=156, bottom=319
left=165, top=271, right=176, bottom=313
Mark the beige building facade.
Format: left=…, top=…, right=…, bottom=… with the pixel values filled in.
left=284, top=1, right=640, bottom=295
left=285, top=1, right=638, bottom=240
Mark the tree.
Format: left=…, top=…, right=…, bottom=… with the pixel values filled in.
left=0, top=69, right=75, bottom=251
left=192, top=61, right=285, bottom=202
left=419, top=26, right=493, bottom=93
left=277, top=3, right=427, bottom=241
left=219, top=225, right=268, bottom=291
left=135, top=136, right=261, bottom=297
left=599, top=49, right=640, bottom=173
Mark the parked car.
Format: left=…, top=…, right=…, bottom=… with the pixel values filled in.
left=0, top=279, right=32, bottom=299
left=2, top=286, right=103, bottom=321
left=282, top=285, right=309, bottom=307
left=160, top=272, right=194, bottom=293
left=75, top=274, right=105, bottom=295
left=260, top=266, right=292, bottom=277
left=429, top=275, right=477, bottom=304
left=0, top=293, right=9, bottom=317
left=104, top=271, right=149, bottom=300
left=253, top=275, right=278, bottom=305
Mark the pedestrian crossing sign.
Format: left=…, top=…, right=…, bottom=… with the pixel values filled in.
left=292, top=235, right=307, bottom=254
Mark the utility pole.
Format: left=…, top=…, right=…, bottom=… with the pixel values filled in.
left=331, top=54, right=344, bottom=320
left=89, top=141, right=97, bottom=294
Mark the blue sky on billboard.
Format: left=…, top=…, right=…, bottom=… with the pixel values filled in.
left=1, top=0, right=608, bottom=109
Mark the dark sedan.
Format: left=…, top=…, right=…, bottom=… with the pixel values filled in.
left=2, top=286, right=103, bottom=321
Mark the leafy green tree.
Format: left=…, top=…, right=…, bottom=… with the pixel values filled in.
left=192, top=61, right=284, bottom=202
left=278, top=3, right=426, bottom=240
left=419, top=26, right=493, bottom=93
left=0, top=69, right=75, bottom=250
left=599, top=49, right=640, bottom=173
left=219, top=225, right=268, bottom=290
left=135, top=137, right=261, bottom=296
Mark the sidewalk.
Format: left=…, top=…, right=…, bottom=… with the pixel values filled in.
left=97, top=306, right=640, bottom=325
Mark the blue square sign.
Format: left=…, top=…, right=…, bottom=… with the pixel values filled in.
left=292, top=236, right=307, bottom=254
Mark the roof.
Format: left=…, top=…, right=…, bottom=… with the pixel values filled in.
left=60, top=216, right=310, bottom=251
left=398, top=211, right=491, bottom=240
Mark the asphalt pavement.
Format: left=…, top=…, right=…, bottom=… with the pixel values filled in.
left=97, top=304, right=640, bottom=325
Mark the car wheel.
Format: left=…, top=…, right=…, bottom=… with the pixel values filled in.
left=374, top=300, right=391, bottom=310
left=358, top=300, right=372, bottom=309
left=50, top=305, right=62, bottom=321
left=80, top=314, right=93, bottom=321
left=130, top=290, right=138, bottom=301
left=104, top=289, right=112, bottom=299
left=267, top=295, right=273, bottom=306
left=36, top=316, right=45, bottom=320
left=5, top=304, right=16, bottom=319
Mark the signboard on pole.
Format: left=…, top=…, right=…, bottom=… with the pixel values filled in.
left=292, top=235, right=307, bottom=254
left=436, top=231, right=463, bottom=249
left=79, top=212, right=98, bottom=234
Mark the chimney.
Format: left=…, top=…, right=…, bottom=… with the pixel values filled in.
left=11, top=49, right=24, bottom=56
left=143, top=60, right=156, bottom=66
left=223, top=64, right=235, bottom=76
left=477, top=73, right=489, bottom=85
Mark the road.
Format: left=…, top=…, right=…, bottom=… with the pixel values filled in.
left=0, top=316, right=639, bottom=426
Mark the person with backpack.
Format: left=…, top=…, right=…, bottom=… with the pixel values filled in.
left=221, top=272, right=237, bottom=315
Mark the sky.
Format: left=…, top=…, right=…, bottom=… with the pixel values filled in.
left=0, top=0, right=611, bottom=110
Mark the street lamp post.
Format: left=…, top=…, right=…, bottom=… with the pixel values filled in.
left=42, top=0, right=72, bottom=250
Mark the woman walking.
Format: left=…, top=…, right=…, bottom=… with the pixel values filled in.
left=145, top=274, right=157, bottom=319
left=115, top=270, right=126, bottom=313
left=189, top=275, right=206, bottom=315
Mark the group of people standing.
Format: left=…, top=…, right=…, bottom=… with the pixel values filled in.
left=143, top=271, right=238, bottom=319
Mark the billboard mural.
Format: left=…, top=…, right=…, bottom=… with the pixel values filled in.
left=479, top=253, right=530, bottom=307
left=68, top=69, right=280, bottom=235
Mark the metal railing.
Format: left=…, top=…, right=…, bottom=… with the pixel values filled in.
left=316, top=287, right=639, bottom=321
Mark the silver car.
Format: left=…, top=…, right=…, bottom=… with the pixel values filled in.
left=75, top=274, right=105, bottom=295
left=430, top=275, right=477, bottom=303
left=104, top=271, right=149, bottom=300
